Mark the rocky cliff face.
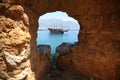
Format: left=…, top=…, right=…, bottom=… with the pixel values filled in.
left=0, top=0, right=120, bottom=80
left=0, top=0, right=50, bottom=80
left=0, top=1, right=34, bottom=79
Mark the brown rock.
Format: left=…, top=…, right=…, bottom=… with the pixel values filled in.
left=0, top=0, right=120, bottom=80
left=56, top=42, right=79, bottom=71
left=37, top=44, right=51, bottom=57
left=56, top=42, right=74, bottom=55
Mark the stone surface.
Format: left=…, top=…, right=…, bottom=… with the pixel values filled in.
left=0, top=0, right=120, bottom=80
left=37, top=44, right=51, bottom=78
left=37, top=45, right=51, bottom=57
left=0, top=13, right=34, bottom=80
left=56, top=42, right=74, bottom=70
left=41, top=69, right=90, bottom=80
left=0, top=1, right=50, bottom=80
left=56, top=42, right=74, bottom=55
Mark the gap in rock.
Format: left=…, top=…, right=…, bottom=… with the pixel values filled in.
left=36, top=11, right=93, bottom=80
left=36, top=11, right=80, bottom=76
left=37, top=11, right=80, bottom=55
left=37, top=11, right=80, bottom=62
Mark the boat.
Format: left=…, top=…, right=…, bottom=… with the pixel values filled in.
left=48, top=22, right=69, bottom=34
left=48, top=28, right=68, bottom=34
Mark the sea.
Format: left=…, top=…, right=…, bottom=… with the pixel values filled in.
left=37, top=30, right=79, bottom=54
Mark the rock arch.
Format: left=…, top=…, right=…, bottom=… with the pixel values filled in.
left=0, top=0, right=120, bottom=80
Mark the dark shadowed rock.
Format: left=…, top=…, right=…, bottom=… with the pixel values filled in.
left=37, top=44, right=51, bottom=56
left=56, top=42, right=78, bottom=70
left=56, top=42, right=74, bottom=55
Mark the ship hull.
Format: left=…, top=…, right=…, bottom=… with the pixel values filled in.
left=48, top=28, right=68, bottom=34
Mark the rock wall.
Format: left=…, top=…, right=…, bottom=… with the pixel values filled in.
left=0, top=0, right=50, bottom=80
left=0, top=0, right=120, bottom=80
left=0, top=0, right=34, bottom=79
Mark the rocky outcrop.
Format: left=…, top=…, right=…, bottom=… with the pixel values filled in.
left=0, top=0, right=120, bottom=80
left=37, top=45, right=51, bottom=56
left=56, top=42, right=75, bottom=70
left=71, top=41, right=120, bottom=80
left=37, top=45, right=51, bottom=79
left=56, top=42, right=74, bottom=55
left=0, top=0, right=50, bottom=80
left=56, top=39, right=120, bottom=80
left=0, top=2, right=34, bottom=80
left=37, top=44, right=51, bottom=73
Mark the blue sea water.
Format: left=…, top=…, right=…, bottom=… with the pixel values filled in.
left=37, top=30, right=79, bottom=54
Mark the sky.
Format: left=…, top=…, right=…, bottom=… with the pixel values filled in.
left=39, top=11, right=78, bottom=23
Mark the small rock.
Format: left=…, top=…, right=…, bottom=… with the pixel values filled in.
left=56, top=42, right=74, bottom=55
left=37, top=44, right=51, bottom=56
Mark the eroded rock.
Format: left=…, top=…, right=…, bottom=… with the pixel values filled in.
left=37, top=44, right=51, bottom=57
left=56, top=42, right=74, bottom=55
left=56, top=42, right=75, bottom=70
left=0, top=0, right=120, bottom=80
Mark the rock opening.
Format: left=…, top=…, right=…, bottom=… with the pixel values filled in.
left=0, top=0, right=120, bottom=80
left=36, top=11, right=84, bottom=80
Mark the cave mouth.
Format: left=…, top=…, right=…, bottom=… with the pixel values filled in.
left=36, top=11, right=80, bottom=58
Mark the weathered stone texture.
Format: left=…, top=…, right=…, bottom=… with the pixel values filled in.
left=0, top=0, right=120, bottom=80
left=0, top=1, right=50, bottom=80
left=0, top=1, right=34, bottom=79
